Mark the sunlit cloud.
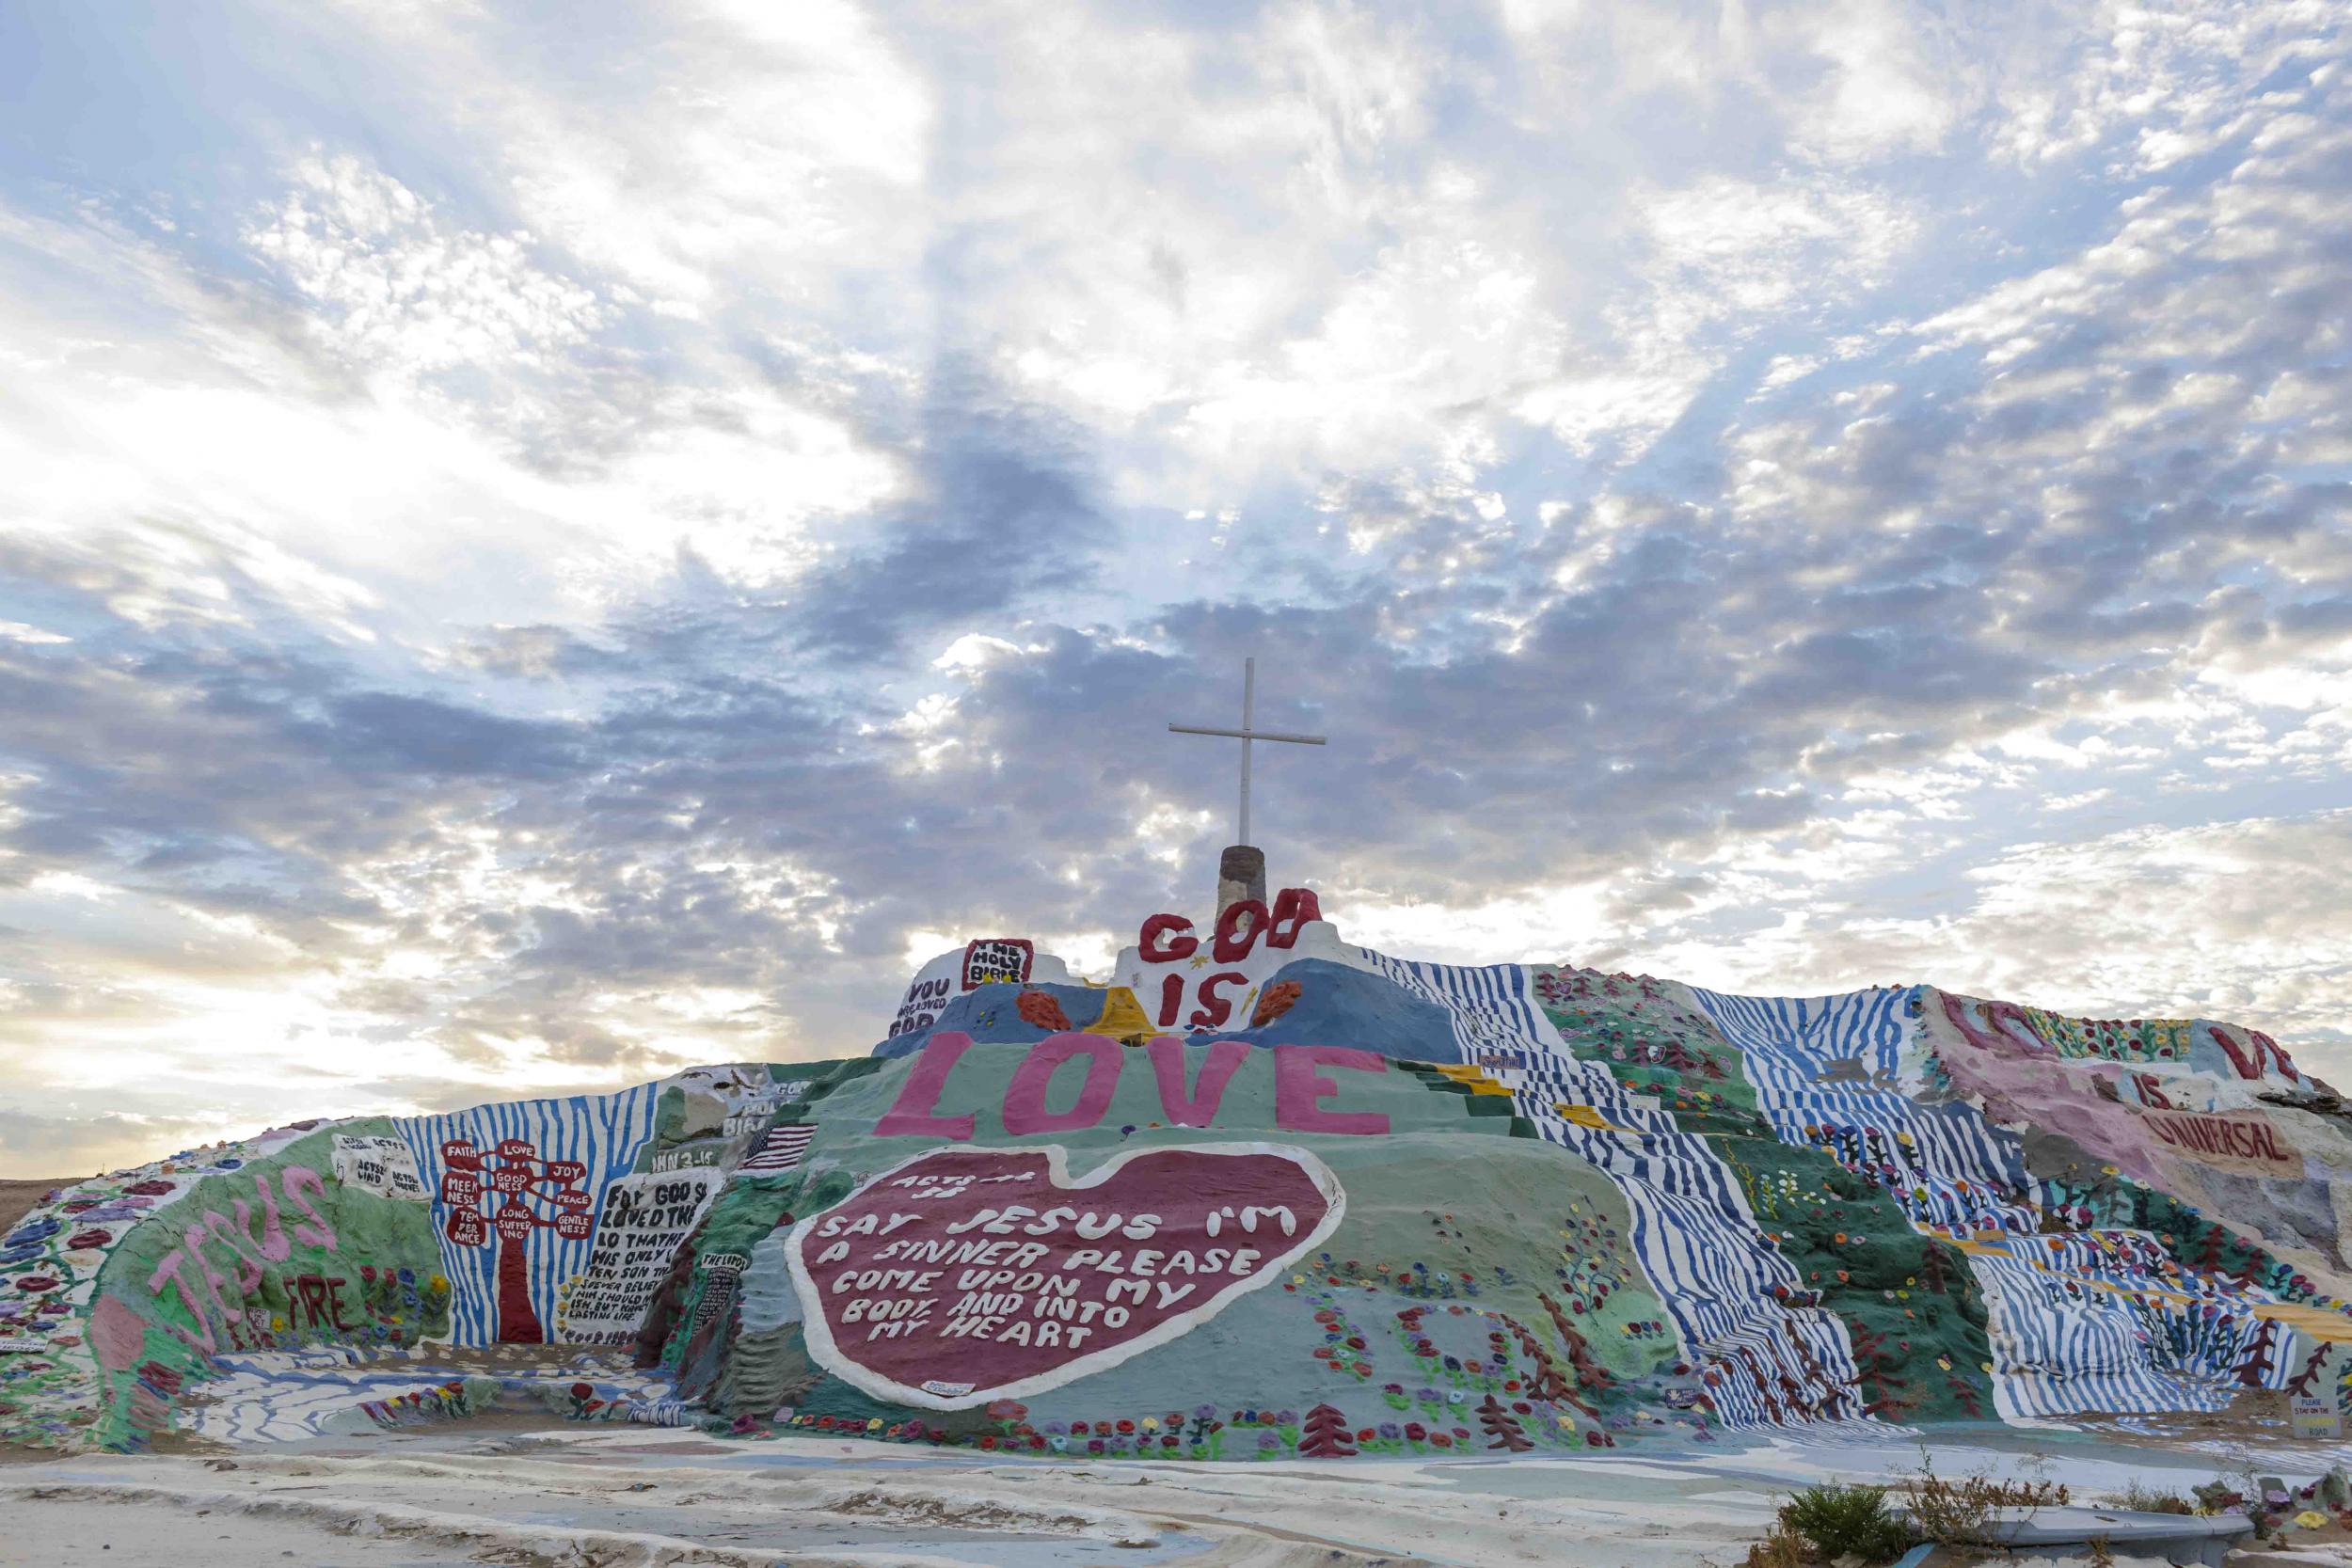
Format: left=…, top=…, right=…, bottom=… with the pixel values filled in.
left=1, top=0, right=2347, bottom=1175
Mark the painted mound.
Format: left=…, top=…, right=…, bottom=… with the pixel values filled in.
left=6, top=893, right=2348, bottom=1457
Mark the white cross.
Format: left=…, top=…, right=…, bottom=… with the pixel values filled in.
left=1168, top=657, right=1326, bottom=847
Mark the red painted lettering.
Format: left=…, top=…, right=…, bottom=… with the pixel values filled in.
left=1156, top=972, right=1186, bottom=1027
left=1139, top=913, right=1198, bottom=964
left=1187, top=971, right=1248, bottom=1030
left=2212, top=1024, right=2299, bottom=1084
left=1265, top=887, right=1321, bottom=948
left=1212, top=900, right=1267, bottom=963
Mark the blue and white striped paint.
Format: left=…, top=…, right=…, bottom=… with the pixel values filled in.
left=1361, top=953, right=1547, bottom=1065
left=1970, top=1237, right=2295, bottom=1419
left=395, top=1085, right=662, bottom=1345
left=1362, top=950, right=1866, bottom=1429
left=1690, top=983, right=2302, bottom=1420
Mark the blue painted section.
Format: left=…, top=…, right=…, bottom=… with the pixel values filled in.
left=1236, top=958, right=1462, bottom=1058
left=869, top=982, right=1108, bottom=1058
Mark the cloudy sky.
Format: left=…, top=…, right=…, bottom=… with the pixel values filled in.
left=1, top=0, right=2347, bottom=1177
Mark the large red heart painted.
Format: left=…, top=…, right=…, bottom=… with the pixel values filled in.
left=788, top=1142, right=1344, bottom=1409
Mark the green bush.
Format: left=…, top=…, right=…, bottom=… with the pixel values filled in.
left=1779, top=1483, right=1916, bottom=1563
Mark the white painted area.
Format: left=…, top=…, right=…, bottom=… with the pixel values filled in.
left=886, top=943, right=1080, bottom=1042
left=331, top=1133, right=428, bottom=1202
left=1114, top=916, right=1378, bottom=1036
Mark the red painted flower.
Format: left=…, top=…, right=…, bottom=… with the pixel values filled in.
left=1015, top=990, right=1073, bottom=1032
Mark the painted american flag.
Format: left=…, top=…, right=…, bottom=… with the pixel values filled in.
left=736, top=1121, right=816, bottom=1175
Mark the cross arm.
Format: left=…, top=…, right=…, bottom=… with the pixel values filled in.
left=1168, top=723, right=1327, bottom=745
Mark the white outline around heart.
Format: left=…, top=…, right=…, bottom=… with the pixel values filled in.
left=786, top=1140, right=1347, bottom=1410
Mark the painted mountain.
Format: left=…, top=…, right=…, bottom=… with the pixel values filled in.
left=8, top=889, right=2349, bottom=1458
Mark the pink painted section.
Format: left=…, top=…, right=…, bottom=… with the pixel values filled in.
left=1146, top=1037, right=1251, bottom=1127
left=1273, top=1044, right=1391, bottom=1134
left=875, top=1031, right=979, bottom=1140
left=1002, top=1033, right=1125, bottom=1135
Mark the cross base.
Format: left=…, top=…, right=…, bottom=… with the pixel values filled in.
left=1216, top=844, right=1267, bottom=921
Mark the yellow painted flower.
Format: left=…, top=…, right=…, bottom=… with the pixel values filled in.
left=1141, top=1417, right=1160, bottom=1432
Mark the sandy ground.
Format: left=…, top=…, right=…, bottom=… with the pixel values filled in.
left=0, top=1178, right=72, bottom=1232
left=7, top=1418, right=2350, bottom=1568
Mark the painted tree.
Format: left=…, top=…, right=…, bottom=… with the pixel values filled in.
left=2234, top=1319, right=2280, bottom=1388
left=1297, top=1402, right=1356, bottom=1458
left=2286, top=1343, right=2330, bottom=1397
left=1843, top=1323, right=1915, bottom=1418
left=2193, top=1222, right=2233, bottom=1275
left=1476, top=1393, right=1534, bottom=1451
left=438, top=1136, right=594, bottom=1342
left=1537, top=1291, right=1615, bottom=1390
left=1501, top=1311, right=1596, bottom=1417
left=1917, top=1240, right=1957, bottom=1296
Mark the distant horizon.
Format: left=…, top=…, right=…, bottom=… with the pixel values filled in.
left=4, top=0, right=2348, bottom=1178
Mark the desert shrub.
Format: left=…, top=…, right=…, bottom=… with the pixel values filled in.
left=2108, top=1481, right=2196, bottom=1515
left=1899, top=1453, right=2070, bottom=1547
left=1778, top=1483, right=1915, bottom=1563
left=1737, top=1524, right=1813, bottom=1568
